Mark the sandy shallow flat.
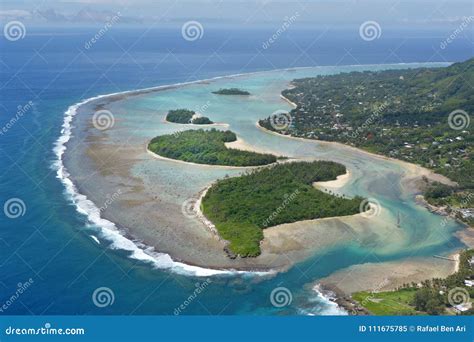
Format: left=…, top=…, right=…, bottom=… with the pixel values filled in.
left=255, top=122, right=456, bottom=189
left=224, top=137, right=282, bottom=156
left=74, top=100, right=463, bottom=274
left=65, top=68, right=466, bottom=288
left=314, top=170, right=351, bottom=190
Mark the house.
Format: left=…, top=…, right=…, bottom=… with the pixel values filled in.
left=464, top=280, right=474, bottom=287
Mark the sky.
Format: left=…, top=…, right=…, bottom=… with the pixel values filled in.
left=0, top=0, right=473, bottom=26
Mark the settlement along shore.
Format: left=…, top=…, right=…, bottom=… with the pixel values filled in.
left=63, top=66, right=467, bottom=298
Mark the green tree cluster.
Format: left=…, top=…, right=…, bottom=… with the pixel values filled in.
left=148, top=129, right=277, bottom=166
left=212, top=88, right=250, bottom=95
left=166, top=109, right=213, bottom=124
left=202, top=161, right=364, bottom=257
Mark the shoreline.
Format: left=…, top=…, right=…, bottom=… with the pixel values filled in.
left=314, top=170, right=351, bottom=190
left=318, top=252, right=461, bottom=296
left=193, top=184, right=222, bottom=239
left=146, top=145, right=276, bottom=170
left=280, top=94, right=297, bottom=108
left=415, top=194, right=472, bottom=230
left=59, top=61, right=460, bottom=278
left=316, top=283, right=370, bottom=315
left=255, top=121, right=457, bottom=187
left=255, top=122, right=467, bottom=298
left=70, top=61, right=450, bottom=118
left=224, top=137, right=287, bottom=157
left=191, top=168, right=365, bottom=261
left=162, top=117, right=230, bottom=128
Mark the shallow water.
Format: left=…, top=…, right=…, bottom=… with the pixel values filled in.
left=62, top=63, right=464, bottom=314
left=1, top=26, right=469, bottom=315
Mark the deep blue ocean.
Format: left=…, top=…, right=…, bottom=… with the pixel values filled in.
left=0, top=24, right=472, bottom=315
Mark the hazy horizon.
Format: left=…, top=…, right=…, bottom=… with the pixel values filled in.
left=1, top=0, right=473, bottom=27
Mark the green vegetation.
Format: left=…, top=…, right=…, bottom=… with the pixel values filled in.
left=166, top=109, right=214, bottom=125
left=212, top=88, right=251, bottom=95
left=353, top=249, right=474, bottom=315
left=424, top=181, right=455, bottom=206
left=191, top=116, right=213, bottom=125
left=201, top=161, right=364, bottom=257
left=422, top=178, right=473, bottom=226
left=148, top=129, right=277, bottom=166
left=259, top=58, right=474, bottom=224
left=352, top=289, right=418, bottom=315
left=412, top=287, right=445, bottom=315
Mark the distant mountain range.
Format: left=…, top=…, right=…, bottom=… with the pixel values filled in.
left=0, top=8, right=140, bottom=24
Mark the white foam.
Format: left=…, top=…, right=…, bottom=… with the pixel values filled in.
left=52, top=91, right=276, bottom=277
left=308, top=284, right=348, bottom=316
left=90, top=235, right=100, bottom=244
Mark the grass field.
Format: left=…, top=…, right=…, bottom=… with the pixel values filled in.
left=352, top=289, right=419, bottom=315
